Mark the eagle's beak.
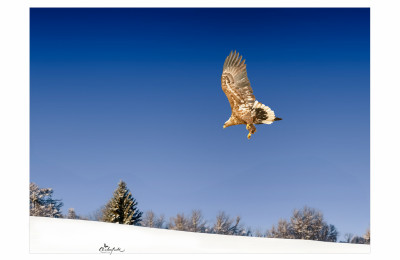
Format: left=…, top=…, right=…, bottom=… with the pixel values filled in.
left=223, top=125, right=226, bottom=128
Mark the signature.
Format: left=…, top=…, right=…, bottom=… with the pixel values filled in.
left=99, top=243, right=125, bottom=254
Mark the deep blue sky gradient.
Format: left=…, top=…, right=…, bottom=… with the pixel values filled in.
left=30, top=8, right=370, bottom=238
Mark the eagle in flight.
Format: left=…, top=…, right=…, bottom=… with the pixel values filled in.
left=221, top=50, right=282, bottom=139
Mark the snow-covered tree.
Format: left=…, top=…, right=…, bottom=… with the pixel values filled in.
left=290, top=206, right=326, bottom=240
left=102, top=180, right=143, bottom=225
left=266, top=206, right=339, bottom=242
left=30, top=182, right=63, bottom=218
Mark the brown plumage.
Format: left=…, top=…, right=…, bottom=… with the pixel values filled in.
left=221, top=50, right=282, bottom=139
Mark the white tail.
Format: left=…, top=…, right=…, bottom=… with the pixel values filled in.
left=253, top=100, right=278, bottom=124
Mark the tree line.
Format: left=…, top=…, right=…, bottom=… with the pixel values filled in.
left=29, top=181, right=370, bottom=244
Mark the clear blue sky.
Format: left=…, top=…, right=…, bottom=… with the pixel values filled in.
left=30, top=8, right=370, bottom=239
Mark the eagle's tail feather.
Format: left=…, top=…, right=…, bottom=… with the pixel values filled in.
left=253, top=101, right=281, bottom=125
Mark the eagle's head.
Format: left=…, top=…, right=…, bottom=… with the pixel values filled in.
left=223, top=115, right=239, bottom=128
left=223, top=120, right=233, bottom=128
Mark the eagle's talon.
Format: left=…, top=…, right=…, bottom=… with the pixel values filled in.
left=247, top=133, right=252, bottom=139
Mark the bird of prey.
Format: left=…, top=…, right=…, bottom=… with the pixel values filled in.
left=221, top=50, right=282, bottom=139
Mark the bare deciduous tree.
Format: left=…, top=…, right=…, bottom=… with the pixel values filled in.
left=67, top=208, right=77, bottom=219
left=212, top=211, right=245, bottom=235
left=88, top=205, right=106, bottom=221
left=267, top=219, right=293, bottom=239
left=363, top=228, right=370, bottom=244
left=169, top=213, right=189, bottom=231
left=154, top=214, right=165, bottom=229
left=212, top=211, right=233, bottom=234
left=142, top=210, right=166, bottom=228
left=344, top=233, right=353, bottom=243
left=326, top=224, right=339, bottom=242
left=142, top=210, right=156, bottom=227
left=188, top=210, right=207, bottom=233
left=350, top=235, right=365, bottom=244
left=253, top=227, right=265, bottom=237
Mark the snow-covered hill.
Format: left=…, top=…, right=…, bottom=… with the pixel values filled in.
left=30, top=216, right=370, bottom=253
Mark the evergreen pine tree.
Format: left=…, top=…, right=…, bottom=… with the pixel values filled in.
left=102, top=180, right=143, bottom=225
left=30, top=182, right=63, bottom=218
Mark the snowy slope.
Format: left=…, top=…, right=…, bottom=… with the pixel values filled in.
left=30, top=216, right=370, bottom=253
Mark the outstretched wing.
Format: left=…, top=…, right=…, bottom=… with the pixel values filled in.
left=221, top=50, right=255, bottom=110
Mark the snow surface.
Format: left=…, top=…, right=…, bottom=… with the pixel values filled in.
left=30, top=216, right=370, bottom=254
